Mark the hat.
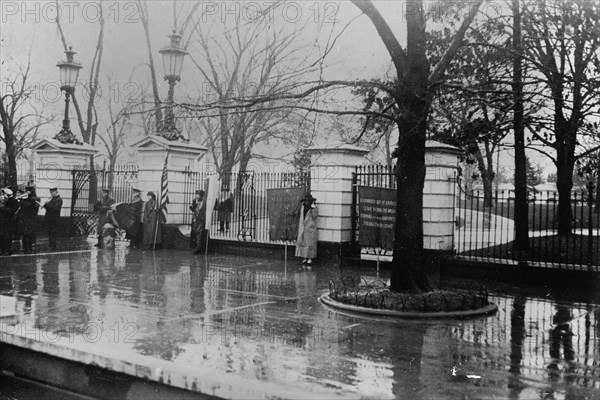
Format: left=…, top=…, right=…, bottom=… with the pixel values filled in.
left=301, top=193, right=316, bottom=202
left=195, top=189, right=204, bottom=195
left=132, top=188, right=141, bottom=193
left=102, top=188, right=110, bottom=193
left=2, top=188, right=13, bottom=196
left=49, top=187, right=58, bottom=192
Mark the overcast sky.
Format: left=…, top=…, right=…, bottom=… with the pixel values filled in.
left=1, top=1, right=405, bottom=104
left=1, top=1, right=552, bottom=174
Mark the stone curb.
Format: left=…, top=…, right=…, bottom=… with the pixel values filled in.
left=0, top=324, right=356, bottom=400
left=319, top=294, right=498, bottom=319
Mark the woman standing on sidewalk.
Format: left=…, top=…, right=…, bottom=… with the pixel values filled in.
left=190, top=189, right=207, bottom=254
left=295, top=193, right=318, bottom=265
left=143, top=191, right=164, bottom=249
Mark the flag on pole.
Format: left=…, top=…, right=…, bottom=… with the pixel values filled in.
left=158, top=151, right=170, bottom=220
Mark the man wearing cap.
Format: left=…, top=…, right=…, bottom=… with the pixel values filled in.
left=94, top=189, right=115, bottom=248
left=16, top=186, right=41, bottom=253
left=43, top=187, right=63, bottom=251
left=0, top=188, right=18, bottom=255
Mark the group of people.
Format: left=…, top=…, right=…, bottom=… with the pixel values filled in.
left=95, top=188, right=165, bottom=250
left=0, top=186, right=63, bottom=255
left=0, top=183, right=319, bottom=264
left=188, top=188, right=318, bottom=264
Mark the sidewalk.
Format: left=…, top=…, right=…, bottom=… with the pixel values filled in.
left=1, top=243, right=600, bottom=399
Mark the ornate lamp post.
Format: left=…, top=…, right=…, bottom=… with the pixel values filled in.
left=158, top=30, right=188, bottom=141
left=55, top=47, right=83, bottom=145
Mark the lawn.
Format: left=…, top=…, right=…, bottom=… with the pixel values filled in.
left=459, top=234, right=600, bottom=269
left=457, top=197, right=600, bottom=232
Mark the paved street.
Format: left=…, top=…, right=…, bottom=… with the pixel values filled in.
left=1, top=243, right=600, bottom=399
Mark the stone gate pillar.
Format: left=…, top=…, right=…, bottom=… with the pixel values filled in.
left=423, top=141, right=461, bottom=251
left=131, top=136, right=207, bottom=225
left=305, top=143, right=369, bottom=261
left=31, top=138, right=97, bottom=217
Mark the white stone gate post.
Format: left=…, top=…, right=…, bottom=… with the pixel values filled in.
left=31, top=138, right=97, bottom=217
left=305, top=143, right=369, bottom=261
left=131, top=136, right=207, bottom=226
left=423, top=141, right=461, bottom=252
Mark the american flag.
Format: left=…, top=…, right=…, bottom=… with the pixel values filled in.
left=158, top=151, right=170, bottom=219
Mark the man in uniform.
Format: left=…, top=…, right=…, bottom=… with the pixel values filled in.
left=17, top=186, right=41, bottom=253
left=0, top=188, right=18, bottom=255
left=94, top=188, right=115, bottom=248
left=43, top=187, right=63, bottom=251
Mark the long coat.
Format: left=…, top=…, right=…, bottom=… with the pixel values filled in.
left=43, top=196, right=63, bottom=228
left=123, top=199, right=143, bottom=243
left=191, top=198, right=206, bottom=234
left=17, top=196, right=40, bottom=235
left=216, top=194, right=233, bottom=222
left=0, top=197, right=18, bottom=236
left=94, top=197, right=115, bottom=234
left=143, top=199, right=164, bottom=246
left=295, top=204, right=318, bottom=259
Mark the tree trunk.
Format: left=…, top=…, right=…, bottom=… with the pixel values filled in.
left=595, top=158, right=600, bottom=213
left=5, top=133, right=18, bottom=188
left=391, top=117, right=428, bottom=292
left=474, top=145, right=494, bottom=208
left=390, top=2, right=429, bottom=293
left=139, top=0, right=163, bottom=132
left=512, top=0, right=529, bottom=252
left=556, top=140, right=575, bottom=236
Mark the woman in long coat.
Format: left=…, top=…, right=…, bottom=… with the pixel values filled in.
left=295, top=193, right=318, bottom=265
left=143, top=192, right=164, bottom=249
left=190, top=189, right=206, bottom=254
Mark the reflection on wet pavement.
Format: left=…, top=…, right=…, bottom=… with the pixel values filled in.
left=1, top=244, right=600, bottom=399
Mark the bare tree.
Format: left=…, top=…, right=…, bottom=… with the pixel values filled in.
left=523, top=0, right=600, bottom=236
left=55, top=0, right=106, bottom=151
left=184, top=12, right=322, bottom=177
left=0, top=56, right=54, bottom=187
left=96, top=78, right=134, bottom=170
left=136, top=0, right=163, bottom=132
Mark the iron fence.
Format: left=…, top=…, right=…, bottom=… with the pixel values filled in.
left=455, top=188, right=600, bottom=271
left=183, top=168, right=310, bottom=244
left=0, top=162, right=35, bottom=189
left=70, top=165, right=139, bottom=236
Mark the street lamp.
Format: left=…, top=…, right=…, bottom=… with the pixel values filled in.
left=55, top=47, right=83, bottom=145
left=158, top=30, right=188, bottom=141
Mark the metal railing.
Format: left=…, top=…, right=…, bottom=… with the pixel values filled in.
left=455, top=188, right=600, bottom=271
left=183, top=168, right=310, bottom=244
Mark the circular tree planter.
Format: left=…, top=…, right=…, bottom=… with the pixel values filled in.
left=319, top=293, right=498, bottom=319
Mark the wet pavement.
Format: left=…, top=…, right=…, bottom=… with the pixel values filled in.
left=1, top=242, right=600, bottom=399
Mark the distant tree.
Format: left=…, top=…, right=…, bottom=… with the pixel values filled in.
left=0, top=56, right=54, bottom=187
left=97, top=77, right=134, bottom=171
left=523, top=0, right=600, bottom=235
left=547, top=172, right=557, bottom=183
left=526, top=157, right=543, bottom=187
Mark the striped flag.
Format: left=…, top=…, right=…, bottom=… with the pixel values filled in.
left=158, top=151, right=170, bottom=219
